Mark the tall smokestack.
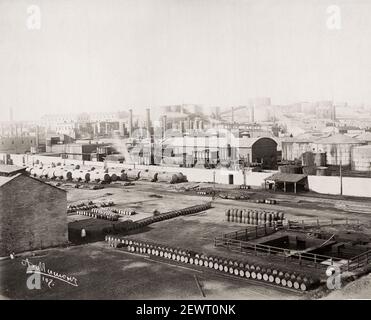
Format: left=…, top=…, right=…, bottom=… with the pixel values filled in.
left=35, top=125, right=40, bottom=150
left=146, top=108, right=151, bottom=138
left=162, top=115, right=167, bottom=135
left=129, top=109, right=133, bottom=137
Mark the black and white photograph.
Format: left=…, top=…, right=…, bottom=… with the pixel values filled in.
left=1, top=0, right=371, bottom=306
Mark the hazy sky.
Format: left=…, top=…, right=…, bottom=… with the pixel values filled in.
left=1, top=0, right=371, bottom=121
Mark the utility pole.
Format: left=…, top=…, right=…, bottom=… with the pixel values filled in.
left=340, top=158, right=343, bottom=196
left=212, top=170, right=216, bottom=200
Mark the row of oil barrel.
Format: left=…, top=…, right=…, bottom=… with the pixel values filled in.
left=226, top=208, right=285, bottom=225
left=110, top=208, right=136, bottom=216
left=27, top=165, right=188, bottom=184
left=77, top=210, right=119, bottom=221
left=68, top=204, right=98, bottom=213
left=67, top=201, right=114, bottom=213
left=239, top=185, right=251, bottom=190
left=140, top=203, right=212, bottom=226
left=255, top=199, right=277, bottom=204
left=27, top=165, right=126, bottom=183
left=105, top=236, right=319, bottom=292
left=197, top=190, right=212, bottom=195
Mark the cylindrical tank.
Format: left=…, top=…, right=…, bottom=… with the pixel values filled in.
left=72, top=170, right=82, bottom=181
left=32, top=166, right=45, bottom=177
left=41, top=168, right=49, bottom=178
left=53, top=167, right=65, bottom=179
left=84, top=172, right=91, bottom=182
left=109, top=173, right=118, bottom=181
left=140, top=170, right=158, bottom=182
left=174, top=172, right=187, bottom=183
left=157, top=172, right=179, bottom=184
left=316, top=166, right=328, bottom=176
left=91, top=171, right=111, bottom=182
left=62, top=170, right=73, bottom=181
left=119, top=172, right=128, bottom=181
left=302, top=166, right=316, bottom=175
left=314, top=152, right=326, bottom=167
left=301, top=152, right=315, bottom=167
left=126, top=169, right=141, bottom=180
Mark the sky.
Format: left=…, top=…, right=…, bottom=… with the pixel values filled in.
left=0, top=0, right=371, bottom=121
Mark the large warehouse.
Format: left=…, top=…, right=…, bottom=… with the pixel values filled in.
left=0, top=165, right=67, bottom=256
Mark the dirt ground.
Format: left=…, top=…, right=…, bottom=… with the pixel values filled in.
left=2, top=179, right=371, bottom=300
left=0, top=243, right=302, bottom=300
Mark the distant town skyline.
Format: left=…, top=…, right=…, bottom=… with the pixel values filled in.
left=1, top=0, right=371, bottom=121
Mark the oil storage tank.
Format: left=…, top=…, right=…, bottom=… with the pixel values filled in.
left=126, top=169, right=141, bottom=180
left=139, top=170, right=158, bottom=182
left=314, top=152, right=326, bottom=167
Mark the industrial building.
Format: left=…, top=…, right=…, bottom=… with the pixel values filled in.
left=154, top=135, right=277, bottom=169
left=282, top=133, right=366, bottom=167
left=0, top=165, right=67, bottom=256
left=312, top=134, right=365, bottom=166
left=0, top=136, right=37, bottom=154
left=351, top=145, right=371, bottom=171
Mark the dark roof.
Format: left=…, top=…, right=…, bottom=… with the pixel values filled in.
left=265, top=172, right=308, bottom=183
left=0, top=173, right=21, bottom=187
left=0, top=173, right=66, bottom=192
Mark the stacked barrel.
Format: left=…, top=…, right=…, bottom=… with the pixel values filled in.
left=77, top=210, right=119, bottom=221
left=225, top=208, right=284, bottom=226
left=140, top=203, right=212, bottom=226
left=67, top=201, right=114, bottom=213
left=67, top=203, right=98, bottom=213
left=105, top=236, right=319, bottom=292
left=111, top=208, right=136, bottom=216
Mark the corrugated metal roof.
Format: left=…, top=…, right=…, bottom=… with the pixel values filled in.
left=265, top=172, right=307, bottom=183
left=314, top=133, right=364, bottom=144
left=283, top=132, right=330, bottom=143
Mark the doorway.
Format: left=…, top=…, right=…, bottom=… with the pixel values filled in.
left=228, top=174, right=234, bottom=185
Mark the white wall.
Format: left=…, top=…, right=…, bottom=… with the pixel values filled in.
left=307, top=176, right=341, bottom=195
left=5, top=153, right=371, bottom=197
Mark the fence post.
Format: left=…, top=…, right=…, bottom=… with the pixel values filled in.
left=255, top=226, right=258, bottom=238
left=302, top=220, right=305, bottom=229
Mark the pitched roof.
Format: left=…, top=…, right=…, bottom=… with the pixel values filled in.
left=265, top=172, right=308, bottom=183
left=314, top=133, right=364, bottom=144
left=283, top=132, right=330, bottom=143
left=0, top=173, right=21, bottom=187
left=0, top=173, right=66, bottom=192
left=355, top=132, right=371, bottom=142
left=0, top=164, right=27, bottom=175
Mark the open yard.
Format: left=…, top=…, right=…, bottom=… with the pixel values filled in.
left=2, top=179, right=371, bottom=300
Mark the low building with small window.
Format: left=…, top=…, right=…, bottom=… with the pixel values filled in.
left=0, top=165, right=68, bottom=256
left=0, top=136, right=36, bottom=154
